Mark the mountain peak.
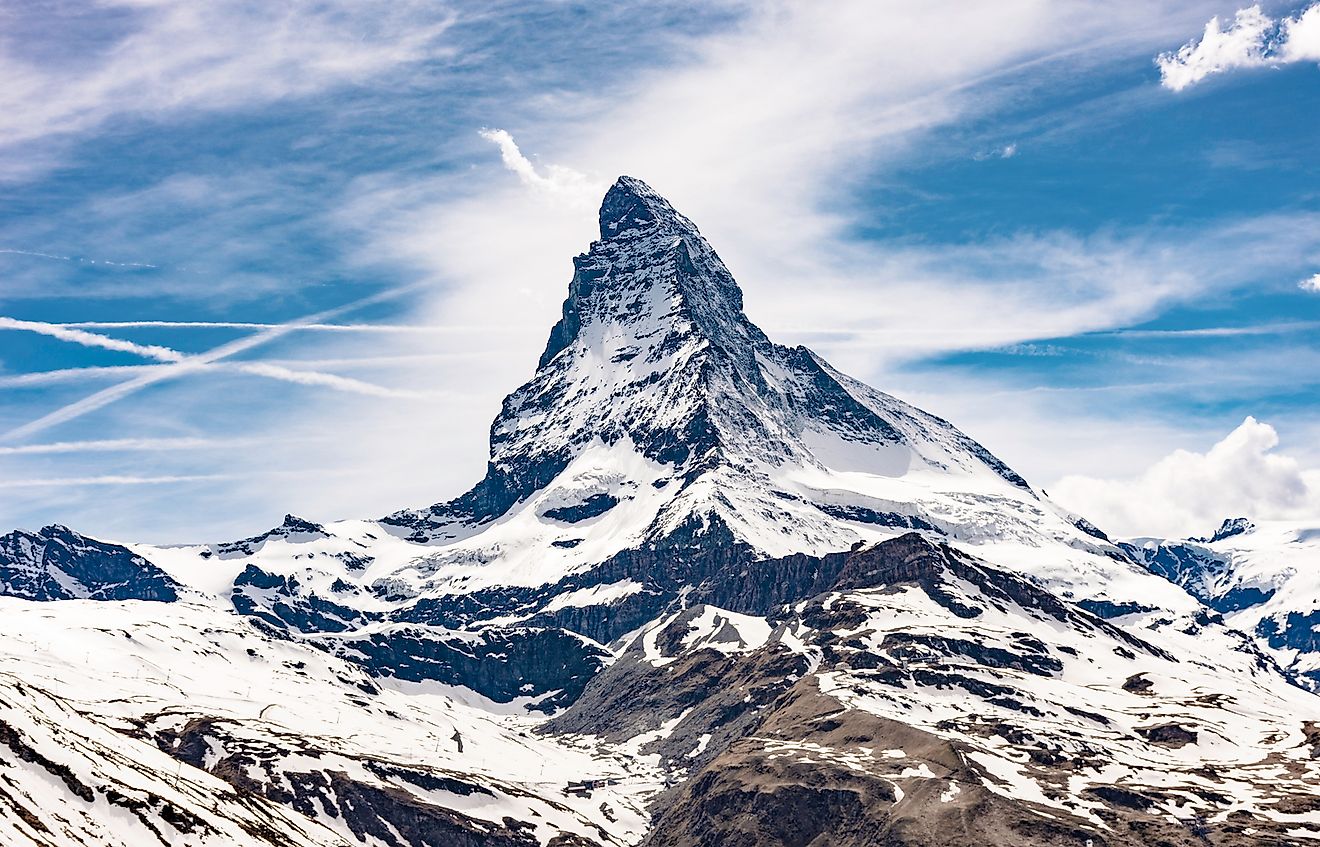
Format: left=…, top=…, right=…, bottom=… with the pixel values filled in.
left=389, top=176, right=1050, bottom=555
left=597, top=175, right=691, bottom=239
left=1208, top=516, right=1255, bottom=543
left=539, top=176, right=742, bottom=371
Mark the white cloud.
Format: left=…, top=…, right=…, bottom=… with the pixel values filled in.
left=1157, top=3, right=1320, bottom=91
left=1051, top=417, right=1320, bottom=538
left=973, top=142, right=1018, bottom=160
left=477, top=129, right=600, bottom=203
left=1300, top=272, right=1320, bottom=292
left=0, top=0, right=454, bottom=153
left=1282, top=3, right=1320, bottom=61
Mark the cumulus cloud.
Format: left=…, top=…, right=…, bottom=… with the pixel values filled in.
left=1300, top=272, right=1320, bottom=292
left=1157, top=3, right=1320, bottom=91
left=1285, top=3, right=1320, bottom=61
left=1051, top=417, right=1320, bottom=538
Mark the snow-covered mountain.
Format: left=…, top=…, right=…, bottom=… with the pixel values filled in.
left=383, top=177, right=1128, bottom=590
left=1125, top=517, right=1320, bottom=688
left=3, top=177, right=1320, bottom=845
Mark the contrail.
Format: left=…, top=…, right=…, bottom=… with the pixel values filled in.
left=0, top=247, right=158, bottom=268
left=59, top=320, right=518, bottom=333
left=0, top=365, right=160, bottom=388
left=0, top=436, right=261, bottom=456
left=0, top=285, right=424, bottom=443
left=235, top=362, right=437, bottom=399
left=0, top=473, right=239, bottom=488
left=0, top=317, right=185, bottom=362
left=0, top=351, right=492, bottom=389
left=0, top=467, right=343, bottom=488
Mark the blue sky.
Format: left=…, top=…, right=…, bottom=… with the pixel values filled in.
left=1, top=0, right=1318, bottom=541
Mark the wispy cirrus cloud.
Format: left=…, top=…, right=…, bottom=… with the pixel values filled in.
left=478, top=129, right=600, bottom=203
left=972, top=142, right=1018, bottom=160
left=368, top=1, right=1217, bottom=377
left=0, top=436, right=261, bottom=456
left=0, top=0, right=455, bottom=155
left=1156, top=3, right=1320, bottom=91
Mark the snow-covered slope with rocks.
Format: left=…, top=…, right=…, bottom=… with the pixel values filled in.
left=1125, top=517, right=1320, bottom=688
left=2, top=177, right=1320, bottom=845
left=615, top=536, right=1320, bottom=846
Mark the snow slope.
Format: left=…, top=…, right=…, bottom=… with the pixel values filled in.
left=1126, top=517, right=1320, bottom=687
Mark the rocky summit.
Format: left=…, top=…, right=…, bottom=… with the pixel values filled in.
left=3, top=178, right=1320, bottom=846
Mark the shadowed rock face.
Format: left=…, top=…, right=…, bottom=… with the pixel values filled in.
left=0, top=525, right=179, bottom=602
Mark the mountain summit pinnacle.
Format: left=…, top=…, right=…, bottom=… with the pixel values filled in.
left=389, top=177, right=1046, bottom=558
left=540, top=175, right=746, bottom=369
left=597, top=175, right=695, bottom=239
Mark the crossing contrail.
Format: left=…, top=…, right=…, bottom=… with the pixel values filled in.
left=0, top=285, right=425, bottom=443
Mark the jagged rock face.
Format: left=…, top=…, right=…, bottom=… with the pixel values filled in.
left=385, top=177, right=1060, bottom=563
left=117, top=177, right=1183, bottom=710
left=145, top=718, right=587, bottom=847
left=0, top=525, right=179, bottom=602
left=351, top=176, right=1170, bottom=664
left=208, top=513, right=333, bottom=560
